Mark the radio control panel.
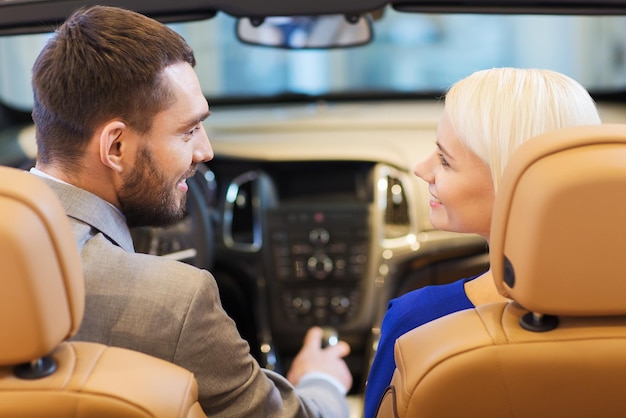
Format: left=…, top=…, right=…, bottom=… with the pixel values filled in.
left=266, top=205, right=369, bottom=326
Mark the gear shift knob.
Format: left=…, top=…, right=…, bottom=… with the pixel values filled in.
left=321, top=326, right=339, bottom=348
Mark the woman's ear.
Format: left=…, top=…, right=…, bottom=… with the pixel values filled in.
left=99, top=120, right=128, bottom=173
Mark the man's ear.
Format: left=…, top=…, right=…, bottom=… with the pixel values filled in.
left=99, top=120, right=128, bottom=174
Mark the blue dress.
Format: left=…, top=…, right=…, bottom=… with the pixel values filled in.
left=363, top=276, right=477, bottom=418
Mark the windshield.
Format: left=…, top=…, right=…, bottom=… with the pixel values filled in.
left=2, top=7, right=626, bottom=110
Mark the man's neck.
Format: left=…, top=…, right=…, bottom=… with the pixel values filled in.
left=30, top=166, right=126, bottom=220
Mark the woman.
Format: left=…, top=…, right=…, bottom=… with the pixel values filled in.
left=363, top=67, right=602, bottom=418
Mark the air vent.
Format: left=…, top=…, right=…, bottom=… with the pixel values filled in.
left=386, top=176, right=409, bottom=225
left=223, top=171, right=262, bottom=252
left=385, top=175, right=410, bottom=238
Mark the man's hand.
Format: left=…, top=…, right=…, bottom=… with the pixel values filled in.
left=286, top=326, right=353, bottom=392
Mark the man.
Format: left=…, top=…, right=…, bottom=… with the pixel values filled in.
left=30, top=5, right=352, bottom=417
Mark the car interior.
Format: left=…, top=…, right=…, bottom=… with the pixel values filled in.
left=0, top=165, right=205, bottom=418
left=375, top=123, right=626, bottom=417
left=2, top=1, right=626, bottom=416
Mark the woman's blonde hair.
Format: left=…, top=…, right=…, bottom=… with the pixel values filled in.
left=445, top=67, right=601, bottom=191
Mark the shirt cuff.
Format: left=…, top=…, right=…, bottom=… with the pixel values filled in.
left=298, top=371, right=348, bottom=395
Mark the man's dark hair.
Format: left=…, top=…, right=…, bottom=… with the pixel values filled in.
left=31, top=5, right=196, bottom=169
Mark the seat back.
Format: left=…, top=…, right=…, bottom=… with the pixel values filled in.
left=0, top=166, right=206, bottom=418
left=375, top=124, right=626, bottom=418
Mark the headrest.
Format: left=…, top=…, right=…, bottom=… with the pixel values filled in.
left=490, top=124, right=626, bottom=317
left=0, top=166, right=84, bottom=365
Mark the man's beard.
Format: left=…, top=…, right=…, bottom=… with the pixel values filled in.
left=119, top=147, right=188, bottom=228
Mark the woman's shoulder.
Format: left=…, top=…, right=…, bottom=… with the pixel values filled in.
left=384, top=276, right=477, bottom=328
left=391, top=276, right=475, bottom=307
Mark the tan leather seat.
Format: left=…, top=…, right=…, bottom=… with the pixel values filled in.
left=375, top=124, right=626, bottom=418
left=0, top=166, right=206, bottom=418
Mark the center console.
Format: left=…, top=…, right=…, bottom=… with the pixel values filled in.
left=216, top=159, right=413, bottom=389
left=266, top=204, right=369, bottom=328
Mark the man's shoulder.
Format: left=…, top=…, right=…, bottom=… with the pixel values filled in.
left=132, top=250, right=211, bottom=278
left=81, top=233, right=215, bottom=293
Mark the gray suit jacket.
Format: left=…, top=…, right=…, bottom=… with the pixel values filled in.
left=40, top=176, right=349, bottom=418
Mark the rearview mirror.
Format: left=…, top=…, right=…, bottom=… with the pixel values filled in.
left=236, top=14, right=373, bottom=49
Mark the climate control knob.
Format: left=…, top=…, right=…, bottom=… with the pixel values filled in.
left=330, top=295, right=351, bottom=315
left=309, top=228, right=330, bottom=245
left=307, top=255, right=333, bottom=279
left=291, top=297, right=312, bottom=315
